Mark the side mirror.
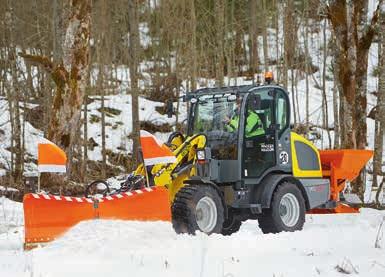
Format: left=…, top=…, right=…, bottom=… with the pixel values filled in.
left=166, top=99, right=173, bottom=118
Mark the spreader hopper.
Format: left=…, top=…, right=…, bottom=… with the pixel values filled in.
left=315, top=149, right=373, bottom=213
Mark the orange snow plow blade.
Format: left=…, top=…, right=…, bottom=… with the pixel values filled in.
left=23, top=187, right=171, bottom=248
left=310, top=149, right=373, bottom=214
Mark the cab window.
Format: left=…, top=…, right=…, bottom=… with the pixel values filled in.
left=275, top=90, right=289, bottom=135
left=242, top=89, right=275, bottom=177
left=191, top=95, right=241, bottom=160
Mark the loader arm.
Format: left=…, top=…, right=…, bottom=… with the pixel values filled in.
left=151, top=134, right=207, bottom=201
left=122, top=133, right=206, bottom=202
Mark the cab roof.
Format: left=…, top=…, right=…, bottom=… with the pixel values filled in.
left=186, top=84, right=287, bottom=100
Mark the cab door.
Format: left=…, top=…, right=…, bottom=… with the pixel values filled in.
left=242, top=90, right=276, bottom=177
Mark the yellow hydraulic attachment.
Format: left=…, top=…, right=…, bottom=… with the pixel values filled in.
left=134, top=133, right=207, bottom=201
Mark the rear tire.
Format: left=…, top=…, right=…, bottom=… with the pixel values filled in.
left=172, top=184, right=224, bottom=235
left=258, top=182, right=305, bottom=234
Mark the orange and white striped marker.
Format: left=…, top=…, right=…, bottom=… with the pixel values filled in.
left=140, top=130, right=176, bottom=166
left=37, top=138, right=67, bottom=173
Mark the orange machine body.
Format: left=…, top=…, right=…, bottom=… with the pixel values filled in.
left=23, top=186, right=171, bottom=248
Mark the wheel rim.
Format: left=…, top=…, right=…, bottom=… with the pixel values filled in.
left=195, top=196, right=218, bottom=233
left=279, top=193, right=300, bottom=227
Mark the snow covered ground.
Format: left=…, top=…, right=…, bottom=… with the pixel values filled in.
left=1, top=197, right=384, bottom=277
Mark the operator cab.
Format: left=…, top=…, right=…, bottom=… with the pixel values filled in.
left=187, top=85, right=291, bottom=182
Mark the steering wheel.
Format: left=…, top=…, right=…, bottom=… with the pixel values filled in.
left=84, top=180, right=110, bottom=198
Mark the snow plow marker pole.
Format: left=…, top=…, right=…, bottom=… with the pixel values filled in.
left=23, top=187, right=171, bottom=249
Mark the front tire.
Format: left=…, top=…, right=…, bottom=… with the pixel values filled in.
left=171, top=184, right=224, bottom=235
left=258, top=182, right=305, bottom=234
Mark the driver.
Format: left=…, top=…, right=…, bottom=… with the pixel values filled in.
left=224, top=97, right=265, bottom=138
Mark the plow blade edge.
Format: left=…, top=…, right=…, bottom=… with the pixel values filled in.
left=23, top=187, right=171, bottom=247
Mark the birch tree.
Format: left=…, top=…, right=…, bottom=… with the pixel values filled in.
left=20, top=0, right=92, bottom=174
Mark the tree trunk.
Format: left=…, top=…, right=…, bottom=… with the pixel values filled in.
left=322, top=19, right=332, bottom=148
left=291, top=68, right=297, bottom=125
left=215, top=0, right=225, bottom=86
left=43, top=72, right=52, bottom=137
left=100, top=67, right=106, bottom=178
left=354, top=0, right=369, bottom=150
left=46, top=0, right=91, bottom=176
left=52, top=0, right=63, bottom=64
left=189, top=0, right=197, bottom=91
left=261, top=0, right=269, bottom=72
left=332, top=78, right=340, bottom=149
left=304, top=3, right=310, bottom=127
left=328, top=0, right=356, bottom=149
left=249, top=0, right=259, bottom=80
left=11, top=63, right=22, bottom=185
left=100, top=0, right=108, bottom=178
left=283, top=0, right=294, bottom=89
left=26, top=62, right=35, bottom=98
left=274, top=0, right=280, bottom=83
left=6, top=1, right=23, bottom=186
left=374, top=6, right=385, bottom=199
left=330, top=35, right=341, bottom=149
left=225, top=0, right=235, bottom=84
left=327, top=0, right=383, bottom=199
left=18, top=0, right=93, bottom=175
left=4, top=59, right=15, bottom=184
left=82, top=77, right=89, bottom=183
left=128, top=0, right=141, bottom=169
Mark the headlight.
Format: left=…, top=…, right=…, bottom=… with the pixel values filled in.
left=197, top=150, right=205, bottom=160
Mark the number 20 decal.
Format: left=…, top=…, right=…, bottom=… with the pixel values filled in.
left=279, top=151, right=289, bottom=164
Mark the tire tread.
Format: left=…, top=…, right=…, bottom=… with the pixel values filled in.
left=172, top=184, right=224, bottom=234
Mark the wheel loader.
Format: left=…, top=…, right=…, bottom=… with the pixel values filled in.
left=23, top=79, right=373, bottom=247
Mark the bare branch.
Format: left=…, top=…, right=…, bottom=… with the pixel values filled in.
left=18, top=52, right=54, bottom=74
left=359, top=0, right=384, bottom=51
left=18, top=52, right=69, bottom=86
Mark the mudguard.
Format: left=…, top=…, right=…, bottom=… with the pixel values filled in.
left=253, top=174, right=310, bottom=210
